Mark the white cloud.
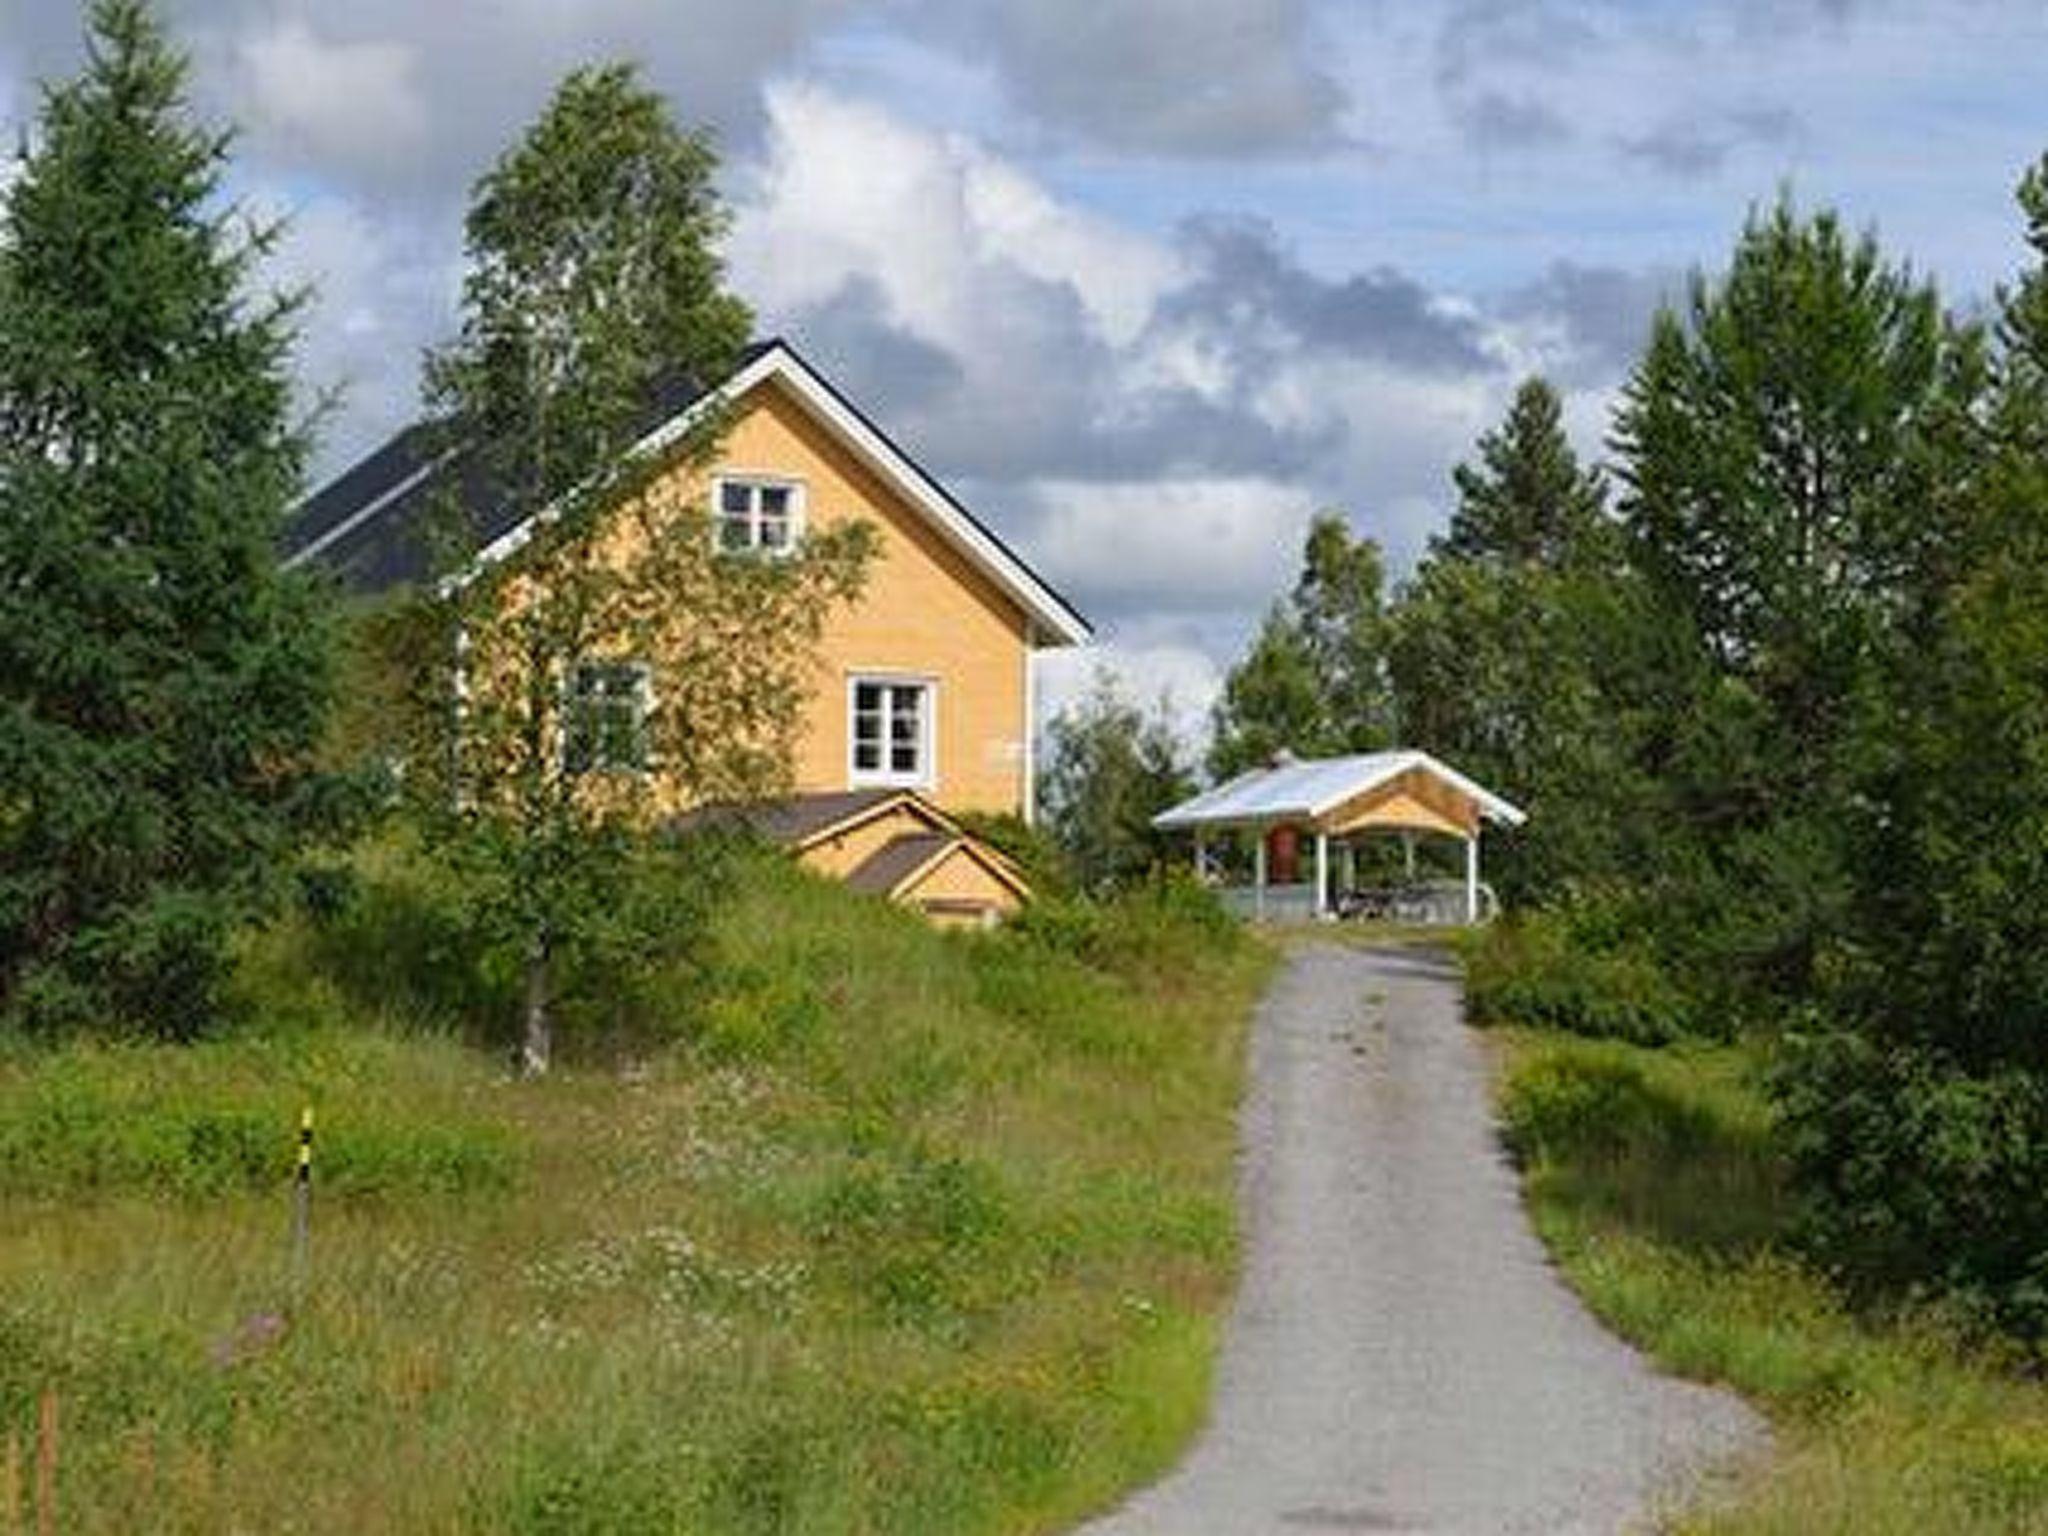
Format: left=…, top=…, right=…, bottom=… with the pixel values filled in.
left=237, top=21, right=428, bottom=168
left=731, top=81, right=1178, bottom=356
left=1037, top=639, right=1224, bottom=757
left=1024, top=476, right=1315, bottom=613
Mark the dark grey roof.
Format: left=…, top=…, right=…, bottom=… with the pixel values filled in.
left=671, top=788, right=921, bottom=847
left=844, top=832, right=955, bottom=895
left=281, top=352, right=762, bottom=595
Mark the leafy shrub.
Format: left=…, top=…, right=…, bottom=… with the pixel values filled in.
left=1773, top=1028, right=2048, bottom=1340
left=1463, top=904, right=1696, bottom=1044
left=1009, top=874, right=1239, bottom=976
left=272, top=831, right=732, bottom=1061
left=1499, top=1050, right=1720, bottom=1165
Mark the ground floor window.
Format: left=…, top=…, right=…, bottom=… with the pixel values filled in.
left=564, top=660, right=651, bottom=774
left=850, top=676, right=934, bottom=787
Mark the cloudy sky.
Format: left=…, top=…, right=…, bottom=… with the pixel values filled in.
left=3, top=0, right=2043, bottom=735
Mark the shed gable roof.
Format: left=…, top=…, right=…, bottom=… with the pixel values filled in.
left=1152, top=750, right=1527, bottom=831
left=282, top=339, right=1090, bottom=646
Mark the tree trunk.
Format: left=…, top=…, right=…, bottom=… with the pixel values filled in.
left=519, top=930, right=551, bottom=1078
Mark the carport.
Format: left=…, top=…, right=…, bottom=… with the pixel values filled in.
left=1152, top=749, right=1527, bottom=923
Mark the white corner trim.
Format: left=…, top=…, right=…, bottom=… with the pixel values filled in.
left=1020, top=639, right=1038, bottom=825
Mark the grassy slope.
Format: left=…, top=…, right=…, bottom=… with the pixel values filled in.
left=0, top=856, right=1271, bottom=1533
left=1491, top=1028, right=2048, bottom=1535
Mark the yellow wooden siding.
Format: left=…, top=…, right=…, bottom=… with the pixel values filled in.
left=468, top=377, right=1039, bottom=825
left=710, top=384, right=1032, bottom=815
left=1321, top=767, right=1480, bottom=839
left=900, top=845, right=1025, bottom=919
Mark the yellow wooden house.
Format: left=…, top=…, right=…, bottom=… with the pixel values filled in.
left=284, top=339, right=1090, bottom=925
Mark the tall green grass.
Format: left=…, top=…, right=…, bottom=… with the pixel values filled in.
left=1495, top=1029, right=2048, bottom=1534
left=0, top=845, right=1270, bottom=1533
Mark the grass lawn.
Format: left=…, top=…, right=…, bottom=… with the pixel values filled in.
left=0, top=851, right=1272, bottom=1533
left=1490, top=1027, right=2048, bottom=1534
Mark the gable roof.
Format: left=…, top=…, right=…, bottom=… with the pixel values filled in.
left=283, top=338, right=1090, bottom=646
left=671, top=787, right=936, bottom=848
left=1152, top=750, right=1528, bottom=831
left=843, top=831, right=957, bottom=896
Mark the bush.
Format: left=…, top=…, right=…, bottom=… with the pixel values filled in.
left=1008, top=874, right=1239, bottom=975
left=1773, top=1028, right=2048, bottom=1340
left=1463, top=903, right=1697, bottom=1045
left=272, top=830, right=733, bottom=1062
left=1499, top=1050, right=1720, bottom=1165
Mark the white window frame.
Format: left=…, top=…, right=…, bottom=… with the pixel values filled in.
left=562, top=659, right=654, bottom=776
left=847, top=673, right=938, bottom=790
left=712, top=472, right=806, bottom=557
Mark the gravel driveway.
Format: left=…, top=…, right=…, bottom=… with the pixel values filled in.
left=1079, top=942, right=1765, bottom=1536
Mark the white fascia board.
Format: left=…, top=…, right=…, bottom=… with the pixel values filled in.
left=751, top=346, right=1090, bottom=647
left=1302, top=750, right=1528, bottom=827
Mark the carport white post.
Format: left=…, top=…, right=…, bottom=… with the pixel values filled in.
left=1464, top=832, right=1479, bottom=923
left=1253, top=831, right=1267, bottom=920
left=1315, top=832, right=1330, bottom=920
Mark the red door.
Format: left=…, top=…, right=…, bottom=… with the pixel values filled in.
left=1266, top=824, right=1300, bottom=885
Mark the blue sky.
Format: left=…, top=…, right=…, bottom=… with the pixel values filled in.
left=2, top=0, right=2044, bottom=731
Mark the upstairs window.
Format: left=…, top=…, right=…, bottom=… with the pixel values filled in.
left=564, top=660, right=651, bottom=775
left=850, top=677, right=933, bottom=787
left=715, top=476, right=803, bottom=555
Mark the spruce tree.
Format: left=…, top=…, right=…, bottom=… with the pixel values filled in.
left=1389, top=378, right=1640, bottom=902
left=1435, top=377, right=1607, bottom=568
left=0, top=0, right=331, bottom=1037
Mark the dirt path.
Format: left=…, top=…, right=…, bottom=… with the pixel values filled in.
left=1078, top=943, right=1764, bottom=1535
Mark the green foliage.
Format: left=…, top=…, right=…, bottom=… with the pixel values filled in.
left=0, top=0, right=335, bottom=1038
left=1438, top=377, right=1611, bottom=568
left=1463, top=903, right=1697, bottom=1045
left=1039, top=670, right=1195, bottom=894
left=1206, top=606, right=1327, bottom=778
left=950, top=808, right=1074, bottom=899
left=1607, top=196, right=1979, bottom=1016
left=1209, top=512, right=1393, bottom=776
left=0, top=1029, right=517, bottom=1201
left=423, top=61, right=751, bottom=508
left=0, top=838, right=1270, bottom=1531
left=1500, top=1048, right=1722, bottom=1168
left=1761, top=155, right=2048, bottom=1337
left=1775, top=1031, right=2048, bottom=1340
left=401, top=64, right=874, bottom=1073
left=1007, top=871, right=1241, bottom=976
left=1496, top=1028, right=2048, bottom=1534
left=1388, top=378, right=1651, bottom=904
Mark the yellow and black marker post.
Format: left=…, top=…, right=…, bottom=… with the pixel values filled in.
left=290, top=1106, right=313, bottom=1295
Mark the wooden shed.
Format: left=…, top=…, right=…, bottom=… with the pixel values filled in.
left=677, top=788, right=1032, bottom=928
